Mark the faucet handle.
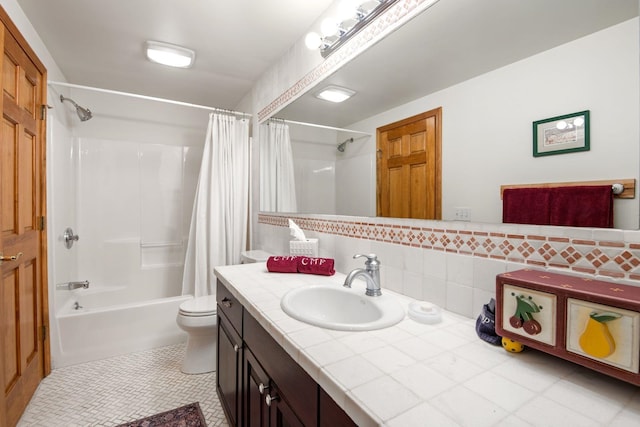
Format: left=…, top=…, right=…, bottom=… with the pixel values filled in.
left=353, top=253, right=380, bottom=268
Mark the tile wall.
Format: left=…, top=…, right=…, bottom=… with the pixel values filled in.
left=256, top=213, right=640, bottom=319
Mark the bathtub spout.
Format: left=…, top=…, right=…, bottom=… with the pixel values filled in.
left=57, top=280, right=90, bottom=290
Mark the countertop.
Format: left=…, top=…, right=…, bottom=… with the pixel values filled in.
left=214, top=263, right=640, bottom=427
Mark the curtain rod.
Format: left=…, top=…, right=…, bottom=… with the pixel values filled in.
left=48, top=81, right=252, bottom=117
left=273, top=117, right=371, bottom=136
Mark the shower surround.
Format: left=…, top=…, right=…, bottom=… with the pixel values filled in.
left=47, top=100, right=205, bottom=368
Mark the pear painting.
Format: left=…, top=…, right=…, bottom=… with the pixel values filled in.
left=579, top=312, right=622, bottom=358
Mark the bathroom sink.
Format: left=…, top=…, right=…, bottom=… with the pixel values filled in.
left=280, top=284, right=405, bottom=331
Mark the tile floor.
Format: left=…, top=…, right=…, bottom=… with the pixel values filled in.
left=18, top=344, right=229, bottom=427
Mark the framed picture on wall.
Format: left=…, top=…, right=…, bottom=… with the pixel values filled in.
left=533, top=110, right=590, bottom=157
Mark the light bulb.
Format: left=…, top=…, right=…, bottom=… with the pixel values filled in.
left=321, top=17, right=339, bottom=37
left=556, top=121, right=567, bottom=130
left=337, top=0, right=359, bottom=21
left=573, top=117, right=584, bottom=127
left=305, top=32, right=323, bottom=50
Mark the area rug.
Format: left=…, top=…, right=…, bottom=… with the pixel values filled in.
left=116, top=402, right=207, bottom=427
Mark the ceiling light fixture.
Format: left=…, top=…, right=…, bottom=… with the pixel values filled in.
left=305, top=0, right=400, bottom=58
left=145, top=41, right=195, bottom=68
left=315, top=85, right=356, bottom=103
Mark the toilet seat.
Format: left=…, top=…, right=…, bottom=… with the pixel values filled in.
left=179, top=295, right=217, bottom=317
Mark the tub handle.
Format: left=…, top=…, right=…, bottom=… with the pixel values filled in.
left=63, top=227, right=79, bottom=249
left=221, top=297, right=233, bottom=308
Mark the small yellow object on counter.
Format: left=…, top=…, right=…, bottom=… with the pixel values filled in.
left=502, top=337, right=525, bottom=353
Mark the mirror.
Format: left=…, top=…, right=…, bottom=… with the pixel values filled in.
left=263, top=0, right=640, bottom=229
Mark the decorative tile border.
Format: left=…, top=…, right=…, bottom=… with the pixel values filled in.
left=258, top=0, right=437, bottom=122
left=258, top=213, right=640, bottom=283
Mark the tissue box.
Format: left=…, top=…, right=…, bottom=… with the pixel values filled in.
left=289, top=239, right=318, bottom=257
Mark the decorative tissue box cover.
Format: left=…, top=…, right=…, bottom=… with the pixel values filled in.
left=289, top=239, right=318, bottom=257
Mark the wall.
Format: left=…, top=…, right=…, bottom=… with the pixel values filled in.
left=251, top=3, right=640, bottom=321
left=257, top=213, right=640, bottom=320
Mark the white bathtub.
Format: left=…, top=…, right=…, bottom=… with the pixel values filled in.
left=53, top=286, right=191, bottom=367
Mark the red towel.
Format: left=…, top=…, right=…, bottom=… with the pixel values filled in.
left=549, top=186, right=613, bottom=228
left=266, top=256, right=300, bottom=273
left=297, top=257, right=335, bottom=276
left=502, top=188, right=551, bottom=225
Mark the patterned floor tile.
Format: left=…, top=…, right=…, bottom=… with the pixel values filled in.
left=18, top=344, right=229, bottom=427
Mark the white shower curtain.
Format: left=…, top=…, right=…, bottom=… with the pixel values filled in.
left=260, top=121, right=297, bottom=212
left=182, top=113, right=249, bottom=297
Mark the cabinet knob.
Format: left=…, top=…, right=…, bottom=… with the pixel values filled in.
left=258, top=383, right=270, bottom=394
left=221, top=297, right=232, bottom=308
left=265, top=394, right=279, bottom=407
left=233, top=344, right=240, bottom=353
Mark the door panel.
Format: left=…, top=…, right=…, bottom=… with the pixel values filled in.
left=377, top=107, right=442, bottom=219
left=0, top=9, right=48, bottom=426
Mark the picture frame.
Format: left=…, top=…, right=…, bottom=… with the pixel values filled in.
left=533, top=110, right=590, bottom=157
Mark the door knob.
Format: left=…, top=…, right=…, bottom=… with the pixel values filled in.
left=265, top=393, right=279, bottom=406
left=0, top=252, right=22, bottom=263
left=63, top=227, right=79, bottom=249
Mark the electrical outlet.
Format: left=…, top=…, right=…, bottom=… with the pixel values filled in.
left=454, top=207, right=471, bottom=221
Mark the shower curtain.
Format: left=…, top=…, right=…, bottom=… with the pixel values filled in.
left=181, top=113, right=249, bottom=297
left=260, top=121, right=297, bottom=211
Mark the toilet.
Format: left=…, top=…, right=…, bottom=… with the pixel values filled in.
left=176, top=294, right=217, bottom=374
left=176, top=250, right=271, bottom=374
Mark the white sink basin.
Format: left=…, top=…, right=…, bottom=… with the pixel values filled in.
left=280, top=285, right=405, bottom=331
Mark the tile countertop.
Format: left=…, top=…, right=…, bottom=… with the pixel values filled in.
left=214, top=263, right=640, bottom=427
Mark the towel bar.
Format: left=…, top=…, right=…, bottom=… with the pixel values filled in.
left=500, top=179, right=635, bottom=199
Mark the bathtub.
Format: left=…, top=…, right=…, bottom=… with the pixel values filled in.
left=53, top=286, right=192, bottom=368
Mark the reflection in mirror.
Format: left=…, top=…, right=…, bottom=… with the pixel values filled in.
left=262, top=0, right=639, bottom=229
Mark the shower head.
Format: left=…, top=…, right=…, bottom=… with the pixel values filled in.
left=60, top=95, right=92, bottom=121
left=337, top=137, right=354, bottom=152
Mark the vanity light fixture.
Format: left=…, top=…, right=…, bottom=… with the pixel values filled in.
left=146, top=41, right=195, bottom=68
left=315, top=85, right=356, bottom=103
left=305, top=0, right=401, bottom=58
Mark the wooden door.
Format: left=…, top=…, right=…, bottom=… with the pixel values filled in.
left=244, top=348, right=270, bottom=427
left=377, top=108, right=442, bottom=219
left=0, top=7, right=49, bottom=426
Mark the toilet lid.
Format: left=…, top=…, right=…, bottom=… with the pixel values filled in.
left=179, top=295, right=217, bottom=316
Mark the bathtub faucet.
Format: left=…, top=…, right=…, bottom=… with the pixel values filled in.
left=56, top=280, right=90, bottom=290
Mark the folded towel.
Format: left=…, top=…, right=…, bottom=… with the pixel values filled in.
left=266, top=256, right=300, bottom=273
left=297, top=257, right=335, bottom=276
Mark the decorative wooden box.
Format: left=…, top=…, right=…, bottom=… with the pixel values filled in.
left=496, top=269, right=640, bottom=386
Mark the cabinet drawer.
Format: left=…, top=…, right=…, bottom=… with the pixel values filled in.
left=566, top=299, right=640, bottom=373
left=500, top=284, right=557, bottom=346
left=217, top=280, right=243, bottom=335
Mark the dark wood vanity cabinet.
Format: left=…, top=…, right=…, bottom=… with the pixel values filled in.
left=217, top=279, right=356, bottom=427
left=217, top=284, right=244, bottom=427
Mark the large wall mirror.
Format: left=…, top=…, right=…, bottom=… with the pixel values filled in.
left=261, top=0, right=640, bottom=229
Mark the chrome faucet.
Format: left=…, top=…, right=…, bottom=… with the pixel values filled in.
left=343, top=254, right=381, bottom=296
left=56, top=280, right=90, bottom=290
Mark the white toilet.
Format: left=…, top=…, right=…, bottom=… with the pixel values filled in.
left=176, top=250, right=271, bottom=374
left=176, top=294, right=217, bottom=374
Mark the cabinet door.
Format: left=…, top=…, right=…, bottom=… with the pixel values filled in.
left=566, top=299, right=640, bottom=373
left=244, top=348, right=270, bottom=427
left=268, top=383, right=305, bottom=427
left=501, top=284, right=557, bottom=346
left=217, top=312, right=243, bottom=427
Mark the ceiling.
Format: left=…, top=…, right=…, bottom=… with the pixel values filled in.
left=278, top=0, right=639, bottom=128
left=15, top=0, right=334, bottom=109
left=14, top=0, right=639, bottom=124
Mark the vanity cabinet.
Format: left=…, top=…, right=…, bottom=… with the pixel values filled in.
left=216, top=279, right=357, bottom=427
left=496, top=269, right=640, bottom=386
left=217, top=283, right=244, bottom=426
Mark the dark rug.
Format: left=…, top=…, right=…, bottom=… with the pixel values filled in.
left=116, top=402, right=207, bottom=427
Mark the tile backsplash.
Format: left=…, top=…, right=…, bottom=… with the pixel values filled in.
left=256, top=213, right=640, bottom=319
